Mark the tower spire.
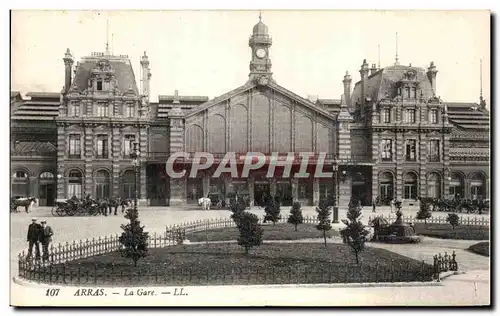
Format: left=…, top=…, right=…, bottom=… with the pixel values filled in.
left=378, top=44, right=381, bottom=69
left=259, top=10, right=262, bottom=22
left=394, top=32, right=399, bottom=65
left=480, top=58, right=483, bottom=98
left=105, top=19, right=110, bottom=55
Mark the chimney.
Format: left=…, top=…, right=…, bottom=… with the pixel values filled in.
left=342, top=71, right=352, bottom=107
left=427, top=61, right=438, bottom=97
left=63, top=48, right=74, bottom=93
left=370, top=63, right=377, bottom=76
left=173, top=90, right=180, bottom=104
left=359, top=59, right=370, bottom=116
left=140, top=51, right=151, bottom=102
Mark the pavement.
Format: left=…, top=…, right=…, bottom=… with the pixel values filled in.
left=9, top=205, right=491, bottom=306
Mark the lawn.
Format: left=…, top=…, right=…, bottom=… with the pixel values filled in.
left=26, top=243, right=434, bottom=286
left=467, top=242, right=489, bottom=257
left=413, top=223, right=489, bottom=240
left=185, top=223, right=339, bottom=242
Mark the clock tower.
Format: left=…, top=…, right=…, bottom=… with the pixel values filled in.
left=248, top=13, right=273, bottom=82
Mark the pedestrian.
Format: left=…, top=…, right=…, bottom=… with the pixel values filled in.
left=390, top=198, right=395, bottom=213
left=372, top=199, right=376, bottom=213
left=40, top=220, right=54, bottom=262
left=27, top=218, right=41, bottom=260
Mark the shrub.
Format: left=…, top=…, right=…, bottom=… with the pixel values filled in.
left=230, top=197, right=247, bottom=225
left=119, top=207, right=149, bottom=266
left=340, top=198, right=370, bottom=264
left=264, top=196, right=281, bottom=225
left=236, top=212, right=264, bottom=254
left=416, top=199, right=432, bottom=224
left=287, top=202, right=304, bottom=231
left=447, top=213, right=460, bottom=230
left=315, top=198, right=332, bottom=247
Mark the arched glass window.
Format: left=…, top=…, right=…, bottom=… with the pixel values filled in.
left=379, top=172, right=394, bottom=202
left=122, top=170, right=135, bottom=199
left=427, top=173, right=441, bottom=198
left=68, top=170, right=83, bottom=198
left=404, top=172, right=418, bottom=199
left=95, top=170, right=110, bottom=199
left=470, top=173, right=486, bottom=199
left=449, top=173, right=464, bottom=198
left=39, top=172, right=54, bottom=179
left=12, top=170, right=29, bottom=197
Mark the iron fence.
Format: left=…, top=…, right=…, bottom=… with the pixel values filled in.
left=368, top=215, right=490, bottom=226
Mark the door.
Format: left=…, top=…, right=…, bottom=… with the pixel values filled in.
left=39, top=184, right=55, bottom=206
left=254, top=182, right=270, bottom=207
left=276, top=181, right=293, bottom=206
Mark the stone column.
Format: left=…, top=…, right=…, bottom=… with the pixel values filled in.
left=291, top=178, right=298, bottom=203
left=270, top=178, right=276, bottom=196
left=169, top=177, right=186, bottom=206
left=56, top=124, right=66, bottom=199
left=338, top=177, right=351, bottom=208
left=84, top=125, right=94, bottom=196
left=248, top=177, right=255, bottom=207
left=111, top=125, right=121, bottom=198
left=139, top=126, right=148, bottom=205
left=168, top=113, right=185, bottom=205
left=313, top=178, right=320, bottom=206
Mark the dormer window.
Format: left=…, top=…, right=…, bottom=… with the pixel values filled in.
left=97, top=79, right=103, bottom=91
left=381, top=108, right=391, bottom=123
left=405, top=87, right=411, bottom=98
left=97, top=103, right=109, bottom=117
left=411, top=87, right=417, bottom=99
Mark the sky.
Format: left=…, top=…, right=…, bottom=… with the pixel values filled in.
left=11, top=10, right=490, bottom=104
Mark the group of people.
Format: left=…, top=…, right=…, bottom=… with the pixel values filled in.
left=26, top=218, right=54, bottom=261
left=65, top=194, right=133, bottom=216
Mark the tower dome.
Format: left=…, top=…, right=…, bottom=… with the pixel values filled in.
left=252, top=15, right=268, bottom=36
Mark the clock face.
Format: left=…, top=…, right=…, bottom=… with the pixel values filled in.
left=256, top=48, right=266, bottom=59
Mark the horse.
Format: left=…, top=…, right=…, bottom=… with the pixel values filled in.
left=11, top=197, right=37, bottom=213
left=198, top=197, right=211, bottom=211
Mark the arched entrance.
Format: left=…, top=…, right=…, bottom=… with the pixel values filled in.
left=469, top=173, right=486, bottom=199
left=122, top=170, right=135, bottom=199
left=403, top=172, right=418, bottom=200
left=378, top=172, right=394, bottom=205
left=351, top=171, right=370, bottom=206
left=67, top=170, right=83, bottom=198
left=427, top=173, right=441, bottom=198
left=95, top=170, right=110, bottom=199
left=12, top=170, right=30, bottom=197
left=39, top=171, right=55, bottom=206
left=147, top=164, right=169, bottom=206
left=449, top=173, right=464, bottom=198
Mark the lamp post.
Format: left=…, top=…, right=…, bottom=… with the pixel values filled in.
left=332, top=158, right=339, bottom=223
left=130, top=142, right=141, bottom=210
left=55, top=173, right=62, bottom=205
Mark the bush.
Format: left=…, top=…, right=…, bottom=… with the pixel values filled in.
left=315, top=198, right=332, bottom=247
left=264, top=196, right=281, bottom=225
left=468, top=242, right=489, bottom=257
left=447, top=213, right=460, bottom=230
left=230, top=197, right=247, bottom=225
left=287, top=202, right=304, bottom=231
left=340, top=198, right=370, bottom=264
left=416, top=200, right=432, bottom=224
left=119, top=207, right=149, bottom=266
left=236, top=212, right=264, bottom=254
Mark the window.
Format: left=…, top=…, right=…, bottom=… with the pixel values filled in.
left=14, top=171, right=28, bottom=178
left=39, top=172, right=54, bottom=179
left=405, top=87, right=411, bottom=98
left=429, top=109, right=438, bottom=124
left=124, top=135, right=136, bottom=156
left=97, top=103, right=109, bottom=117
left=427, top=173, right=441, bottom=198
left=125, top=104, right=135, bottom=118
left=69, top=103, right=80, bottom=117
left=68, top=134, right=81, bottom=158
left=95, top=170, right=110, bottom=199
left=96, top=134, right=109, bottom=159
left=103, top=81, right=110, bottom=91
left=429, top=140, right=440, bottom=162
left=405, top=140, right=417, bottom=161
left=380, top=139, right=393, bottom=161
left=381, top=108, right=391, bottom=123
left=405, top=109, right=416, bottom=123
left=411, top=87, right=417, bottom=99
left=97, top=79, right=103, bottom=91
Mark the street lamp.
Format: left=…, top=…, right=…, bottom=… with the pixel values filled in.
left=55, top=173, right=62, bottom=204
left=332, top=158, right=339, bottom=224
left=130, top=142, right=141, bottom=210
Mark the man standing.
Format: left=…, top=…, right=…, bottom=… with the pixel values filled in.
left=40, top=220, right=54, bottom=262
left=27, top=218, right=41, bottom=260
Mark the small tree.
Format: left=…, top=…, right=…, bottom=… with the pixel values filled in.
left=340, top=198, right=370, bottom=264
left=416, top=199, right=432, bottom=225
left=315, top=198, right=332, bottom=247
left=264, top=196, right=281, bottom=225
left=230, top=197, right=246, bottom=225
left=447, top=213, right=460, bottom=230
left=288, top=202, right=304, bottom=231
left=236, top=212, right=264, bottom=254
left=119, top=207, right=149, bottom=267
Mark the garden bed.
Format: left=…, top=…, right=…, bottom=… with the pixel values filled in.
left=467, top=242, right=489, bottom=257
left=185, top=223, right=339, bottom=242
left=413, top=223, right=489, bottom=240
left=22, top=243, right=434, bottom=286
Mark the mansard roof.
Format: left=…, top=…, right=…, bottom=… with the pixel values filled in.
left=12, top=140, right=57, bottom=154
left=351, top=64, right=434, bottom=105
left=446, top=102, right=489, bottom=130
left=71, top=55, right=139, bottom=94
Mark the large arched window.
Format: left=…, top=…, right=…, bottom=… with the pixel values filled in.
left=68, top=170, right=83, bottom=198
left=449, top=173, right=464, bottom=198
left=404, top=172, right=418, bottom=199
left=379, top=172, right=394, bottom=203
left=122, top=170, right=135, bottom=199
left=470, top=173, right=486, bottom=199
left=95, top=170, right=110, bottom=199
left=427, top=173, right=441, bottom=198
left=12, top=170, right=29, bottom=197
